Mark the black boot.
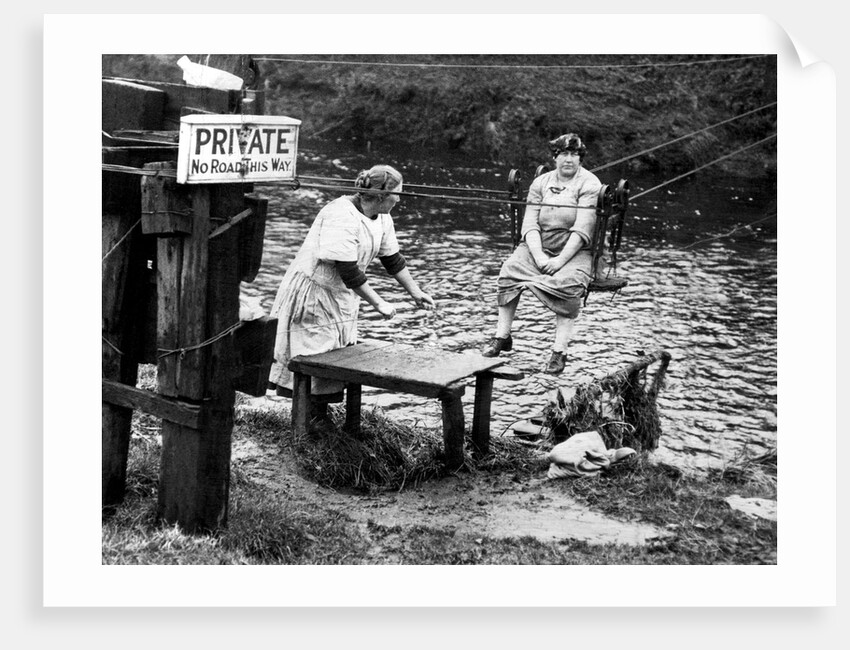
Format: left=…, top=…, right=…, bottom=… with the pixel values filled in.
left=543, top=350, right=566, bottom=375
left=482, top=334, right=513, bottom=357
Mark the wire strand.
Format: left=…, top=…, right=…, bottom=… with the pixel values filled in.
left=102, top=335, right=124, bottom=356
left=589, top=102, right=777, bottom=174
left=629, top=134, right=777, bottom=201
left=296, top=174, right=508, bottom=196
left=254, top=55, right=771, bottom=70
left=157, top=321, right=243, bottom=359
left=289, top=180, right=590, bottom=210
left=102, top=218, right=142, bottom=263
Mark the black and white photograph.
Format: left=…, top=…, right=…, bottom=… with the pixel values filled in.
left=38, top=12, right=837, bottom=617
left=99, top=50, right=779, bottom=566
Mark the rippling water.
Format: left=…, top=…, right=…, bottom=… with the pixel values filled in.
left=243, top=145, right=777, bottom=472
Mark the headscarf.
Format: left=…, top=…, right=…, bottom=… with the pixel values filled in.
left=354, top=165, right=403, bottom=197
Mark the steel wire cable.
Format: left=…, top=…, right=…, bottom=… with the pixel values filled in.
left=589, top=102, right=777, bottom=174
left=629, top=134, right=777, bottom=201
left=296, top=174, right=508, bottom=196
left=103, top=98, right=774, bottom=197
left=254, top=55, right=771, bottom=69
left=288, top=180, right=585, bottom=210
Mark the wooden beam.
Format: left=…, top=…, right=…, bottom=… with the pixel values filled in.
left=240, top=194, right=268, bottom=282
left=102, top=379, right=205, bottom=429
left=232, top=316, right=277, bottom=397
left=488, top=366, right=524, bottom=381
left=102, top=210, right=141, bottom=508
left=208, top=208, right=253, bottom=240
left=141, top=163, right=193, bottom=235
left=102, top=79, right=166, bottom=133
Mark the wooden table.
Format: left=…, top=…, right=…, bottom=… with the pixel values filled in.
left=288, top=340, right=522, bottom=469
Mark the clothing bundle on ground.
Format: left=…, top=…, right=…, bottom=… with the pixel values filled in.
left=546, top=430, right=636, bottom=479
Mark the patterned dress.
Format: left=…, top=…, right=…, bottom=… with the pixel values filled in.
left=497, top=167, right=602, bottom=318
left=269, top=196, right=400, bottom=395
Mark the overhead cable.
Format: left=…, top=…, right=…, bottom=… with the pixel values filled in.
left=254, top=55, right=771, bottom=70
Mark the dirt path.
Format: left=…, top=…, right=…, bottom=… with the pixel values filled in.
left=232, top=430, right=667, bottom=547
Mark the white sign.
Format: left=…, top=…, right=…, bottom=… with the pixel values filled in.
left=176, top=114, right=301, bottom=184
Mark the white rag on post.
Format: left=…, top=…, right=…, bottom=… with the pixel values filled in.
left=546, top=430, right=636, bottom=479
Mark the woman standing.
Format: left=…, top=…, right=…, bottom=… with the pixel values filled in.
left=269, top=164, right=435, bottom=413
left=481, top=134, right=602, bottom=375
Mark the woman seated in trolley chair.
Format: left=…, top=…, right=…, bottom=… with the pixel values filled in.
left=482, top=132, right=627, bottom=375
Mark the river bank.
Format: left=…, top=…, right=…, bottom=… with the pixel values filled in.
left=102, top=53, right=777, bottom=178
left=102, top=367, right=777, bottom=565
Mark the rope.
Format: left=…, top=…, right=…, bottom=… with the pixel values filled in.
left=629, top=134, right=777, bottom=201
left=102, top=218, right=141, bottom=263
left=589, top=102, right=777, bottom=174
left=157, top=321, right=244, bottom=359
left=254, top=55, right=770, bottom=70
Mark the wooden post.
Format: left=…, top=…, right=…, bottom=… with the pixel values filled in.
left=471, top=372, right=494, bottom=458
left=345, top=383, right=362, bottom=437
left=440, top=390, right=466, bottom=471
left=102, top=210, right=143, bottom=508
left=291, top=372, right=311, bottom=438
left=155, top=182, right=249, bottom=532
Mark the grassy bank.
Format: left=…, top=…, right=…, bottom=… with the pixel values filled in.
left=103, top=373, right=777, bottom=565
left=102, top=54, right=776, bottom=177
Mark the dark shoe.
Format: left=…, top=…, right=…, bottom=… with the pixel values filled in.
left=482, top=334, right=513, bottom=357
left=544, top=350, right=567, bottom=375
left=310, top=402, right=330, bottom=420
left=308, top=402, right=335, bottom=436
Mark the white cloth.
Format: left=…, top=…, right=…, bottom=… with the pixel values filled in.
left=268, top=196, right=400, bottom=394
left=238, top=293, right=267, bottom=322
left=546, top=430, right=636, bottom=479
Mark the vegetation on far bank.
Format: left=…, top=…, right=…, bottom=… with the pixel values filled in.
left=102, top=53, right=776, bottom=178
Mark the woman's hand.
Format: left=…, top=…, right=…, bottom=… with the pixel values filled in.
left=533, top=252, right=550, bottom=269
left=412, top=292, right=436, bottom=310
left=540, top=256, right=567, bottom=275
left=375, top=300, right=397, bottom=320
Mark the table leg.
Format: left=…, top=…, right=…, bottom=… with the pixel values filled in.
left=440, top=392, right=465, bottom=471
left=345, top=383, right=362, bottom=438
left=291, top=371, right=311, bottom=439
left=472, top=372, right=494, bottom=458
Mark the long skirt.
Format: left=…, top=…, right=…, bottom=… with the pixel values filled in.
left=268, top=270, right=357, bottom=395
left=496, top=243, right=592, bottom=318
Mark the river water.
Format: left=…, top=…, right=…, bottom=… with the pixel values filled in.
left=244, top=143, right=777, bottom=473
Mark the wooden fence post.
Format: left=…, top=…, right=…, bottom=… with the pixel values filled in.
left=149, top=176, right=247, bottom=532
left=102, top=210, right=142, bottom=508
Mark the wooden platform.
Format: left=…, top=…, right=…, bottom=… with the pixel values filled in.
left=288, top=340, right=523, bottom=469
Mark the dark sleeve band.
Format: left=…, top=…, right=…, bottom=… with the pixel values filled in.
left=379, top=252, right=407, bottom=275
left=335, top=261, right=367, bottom=289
